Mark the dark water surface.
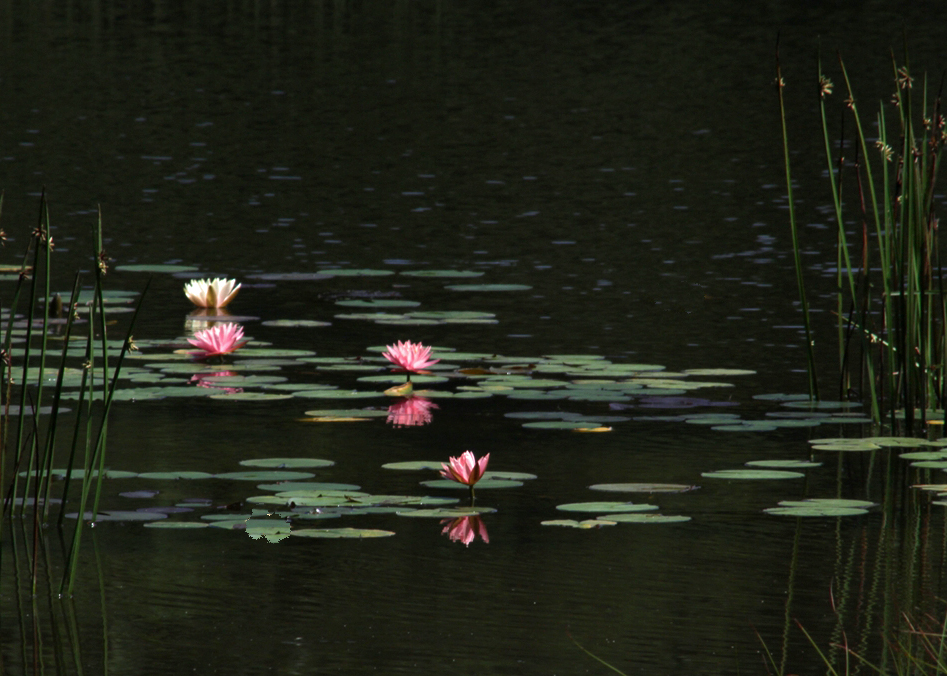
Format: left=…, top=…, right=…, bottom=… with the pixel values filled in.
left=4, top=2, right=947, bottom=674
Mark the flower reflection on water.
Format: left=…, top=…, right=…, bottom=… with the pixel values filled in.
left=189, top=371, right=244, bottom=394
left=386, top=396, right=438, bottom=427
left=441, top=515, right=489, bottom=547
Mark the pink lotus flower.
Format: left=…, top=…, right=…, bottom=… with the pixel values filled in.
left=386, top=396, right=438, bottom=427
left=441, top=515, right=489, bottom=546
left=187, top=322, right=247, bottom=358
left=440, top=451, right=490, bottom=486
left=184, top=278, right=241, bottom=308
left=382, top=340, right=439, bottom=374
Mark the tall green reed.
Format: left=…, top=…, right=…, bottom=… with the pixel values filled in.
left=0, top=193, right=145, bottom=596
left=779, top=47, right=946, bottom=430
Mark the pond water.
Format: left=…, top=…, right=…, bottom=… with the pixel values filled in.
left=4, top=2, right=947, bottom=674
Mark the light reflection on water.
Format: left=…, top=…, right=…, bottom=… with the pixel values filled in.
left=3, top=1, right=947, bottom=674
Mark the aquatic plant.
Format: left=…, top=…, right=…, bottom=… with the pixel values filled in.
left=187, top=322, right=247, bottom=358
left=778, top=44, right=947, bottom=429
left=183, top=277, right=240, bottom=308
left=440, top=451, right=490, bottom=500
left=381, top=340, right=439, bottom=380
left=0, top=194, right=146, bottom=596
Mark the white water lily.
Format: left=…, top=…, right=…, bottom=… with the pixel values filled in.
left=184, top=278, right=241, bottom=308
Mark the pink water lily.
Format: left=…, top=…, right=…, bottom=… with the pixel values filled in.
left=187, top=322, right=247, bottom=358
left=382, top=340, right=440, bottom=374
left=440, top=451, right=490, bottom=486
left=184, top=278, right=241, bottom=308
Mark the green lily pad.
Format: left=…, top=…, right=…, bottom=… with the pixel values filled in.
left=304, top=409, right=389, bottom=418
left=320, top=269, right=395, bottom=277
left=239, top=458, right=335, bottom=469
left=232, top=348, right=316, bottom=358
left=711, top=423, right=780, bottom=432
left=420, top=479, right=523, bottom=490
left=247, top=272, right=334, bottom=281
left=590, top=483, right=698, bottom=493
left=521, top=421, right=602, bottom=430
left=396, top=507, right=497, bottom=517
left=782, top=400, right=862, bottom=409
left=541, top=519, right=617, bottom=528
left=138, top=471, right=215, bottom=480
left=66, top=510, right=166, bottom=521
left=764, top=500, right=871, bottom=516
left=215, top=471, right=315, bottom=481
left=291, top=528, right=396, bottom=538
left=293, top=390, right=386, bottom=399
left=144, top=521, right=210, bottom=529
left=605, top=514, right=692, bottom=524
left=701, top=469, right=804, bottom=480
left=556, top=502, right=659, bottom=513
left=209, top=392, right=296, bottom=402
left=810, top=440, right=882, bottom=452
left=445, top=284, right=532, bottom=291
left=400, top=270, right=484, bottom=278
left=335, top=299, right=421, bottom=308
left=745, top=460, right=822, bottom=469
left=382, top=461, right=443, bottom=471
left=260, top=319, right=332, bottom=328
left=483, top=471, right=537, bottom=481
left=408, top=311, right=496, bottom=321
left=779, top=499, right=877, bottom=508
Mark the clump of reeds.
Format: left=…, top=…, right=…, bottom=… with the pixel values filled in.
left=0, top=191, right=146, bottom=596
left=778, top=44, right=946, bottom=431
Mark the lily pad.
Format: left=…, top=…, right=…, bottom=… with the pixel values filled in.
left=701, top=469, right=804, bottom=480
left=745, top=460, right=822, bottom=469
left=291, top=528, right=396, bottom=538
left=304, top=409, right=389, bottom=418
left=239, top=458, right=335, bottom=469
left=335, top=299, right=421, bottom=308
left=445, top=283, right=532, bottom=291
left=400, top=270, right=484, bottom=278
left=764, top=499, right=871, bottom=517
left=521, top=421, right=603, bottom=430
left=556, top=502, right=659, bottom=513
left=420, top=479, right=523, bottom=490
left=260, top=319, right=332, bottom=328
left=144, top=521, right=210, bottom=529
left=605, top=514, right=692, bottom=524
left=396, top=507, right=497, bottom=518
left=541, top=519, right=617, bottom=528
left=138, top=471, right=215, bottom=480
left=382, top=460, right=443, bottom=471
left=589, top=483, right=698, bottom=493
left=293, top=390, right=386, bottom=399
left=247, top=272, right=334, bottom=281
left=65, top=510, right=167, bottom=522
left=215, top=471, right=315, bottom=481
left=320, top=269, right=395, bottom=276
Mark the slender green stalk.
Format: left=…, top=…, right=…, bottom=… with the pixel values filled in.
left=776, top=42, right=819, bottom=399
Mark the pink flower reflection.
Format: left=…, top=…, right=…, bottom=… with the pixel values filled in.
left=386, top=396, right=438, bottom=428
left=189, top=371, right=244, bottom=394
left=440, top=515, right=489, bottom=547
